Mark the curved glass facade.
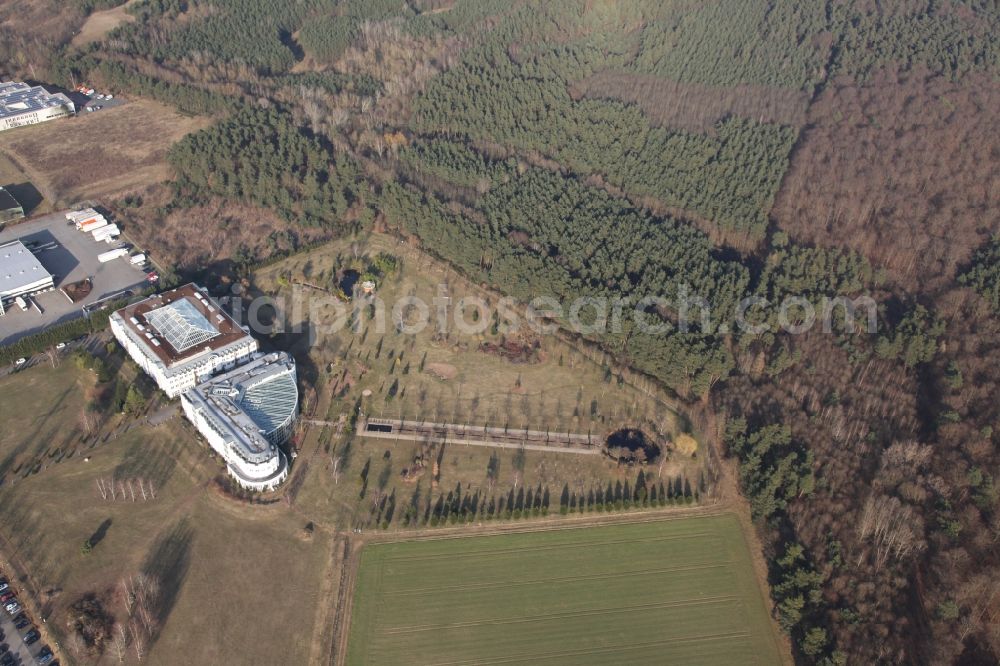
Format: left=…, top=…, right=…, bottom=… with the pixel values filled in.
left=239, top=370, right=298, bottom=446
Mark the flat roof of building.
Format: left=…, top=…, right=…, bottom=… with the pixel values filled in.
left=186, top=352, right=298, bottom=464
left=112, top=283, right=252, bottom=366
left=0, top=81, right=74, bottom=120
left=0, top=240, right=54, bottom=296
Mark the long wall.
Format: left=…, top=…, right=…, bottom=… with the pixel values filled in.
left=0, top=104, right=74, bottom=132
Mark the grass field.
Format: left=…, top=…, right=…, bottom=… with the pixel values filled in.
left=257, top=233, right=707, bottom=534
left=72, top=0, right=139, bottom=46
left=0, top=99, right=208, bottom=208
left=346, top=514, right=781, bottom=665
left=0, top=360, right=335, bottom=665
left=0, top=360, right=93, bottom=482
left=256, top=233, right=681, bottom=441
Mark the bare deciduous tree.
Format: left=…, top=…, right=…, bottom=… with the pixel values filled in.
left=856, top=494, right=925, bottom=571
left=113, top=623, right=128, bottom=663
left=130, top=619, right=145, bottom=662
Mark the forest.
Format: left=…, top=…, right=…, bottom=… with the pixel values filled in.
left=381, top=165, right=755, bottom=395
left=109, top=0, right=320, bottom=73
left=297, top=0, right=414, bottom=64
left=167, top=108, right=360, bottom=226
left=961, top=237, right=1000, bottom=312
left=412, top=41, right=796, bottom=237
left=3, top=0, right=998, bottom=663
left=632, top=0, right=832, bottom=91
left=398, top=139, right=517, bottom=191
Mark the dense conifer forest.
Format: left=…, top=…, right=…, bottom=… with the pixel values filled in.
left=4, top=0, right=999, bottom=663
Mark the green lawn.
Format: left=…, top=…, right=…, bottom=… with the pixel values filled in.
left=346, top=514, right=781, bottom=665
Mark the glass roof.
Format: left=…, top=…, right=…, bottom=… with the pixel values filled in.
left=146, top=298, right=220, bottom=352
left=239, top=372, right=298, bottom=435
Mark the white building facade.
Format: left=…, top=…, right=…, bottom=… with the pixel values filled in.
left=0, top=82, right=75, bottom=132
left=180, top=352, right=297, bottom=491
left=110, top=285, right=259, bottom=398
left=112, top=316, right=258, bottom=397
left=112, top=285, right=297, bottom=491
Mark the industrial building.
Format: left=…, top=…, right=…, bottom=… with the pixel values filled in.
left=0, top=240, right=55, bottom=315
left=0, top=187, right=23, bottom=223
left=181, top=352, right=297, bottom=491
left=110, top=284, right=259, bottom=397
left=0, top=81, right=75, bottom=132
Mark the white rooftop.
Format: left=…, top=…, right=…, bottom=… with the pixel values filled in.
left=0, top=240, right=53, bottom=297
left=185, top=352, right=299, bottom=463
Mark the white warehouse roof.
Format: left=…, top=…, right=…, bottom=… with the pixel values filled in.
left=0, top=240, right=54, bottom=299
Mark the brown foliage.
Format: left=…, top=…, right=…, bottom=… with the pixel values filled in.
left=116, top=187, right=332, bottom=271
left=571, top=71, right=810, bottom=133
left=0, top=0, right=86, bottom=80
left=772, top=66, right=1000, bottom=293
left=730, top=63, right=1000, bottom=662
left=66, top=593, right=115, bottom=656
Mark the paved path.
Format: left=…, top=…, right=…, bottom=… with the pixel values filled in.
left=147, top=404, right=178, bottom=426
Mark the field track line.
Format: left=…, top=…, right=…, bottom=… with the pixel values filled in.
left=379, top=559, right=735, bottom=596
left=331, top=537, right=362, bottom=666
left=363, top=504, right=733, bottom=546
left=307, top=534, right=344, bottom=665
left=412, top=629, right=755, bottom=666
left=379, top=594, right=742, bottom=635
left=381, top=531, right=719, bottom=563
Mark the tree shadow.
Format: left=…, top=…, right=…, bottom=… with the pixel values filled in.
left=0, top=383, right=77, bottom=484
left=113, top=435, right=176, bottom=488
left=141, top=518, right=194, bottom=646
left=88, top=518, right=112, bottom=548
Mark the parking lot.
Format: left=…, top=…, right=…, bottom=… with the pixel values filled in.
left=73, top=91, right=126, bottom=115
left=0, top=572, right=56, bottom=666
left=0, top=211, right=150, bottom=345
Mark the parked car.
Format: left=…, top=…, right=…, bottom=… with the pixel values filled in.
left=3, top=601, right=18, bottom=612
left=37, top=647, right=53, bottom=664
left=23, top=629, right=39, bottom=645
left=13, top=615, right=29, bottom=629
left=0, top=592, right=14, bottom=603
left=5, top=603, right=20, bottom=615
left=13, top=359, right=25, bottom=367
left=55, top=342, right=66, bottom=350
left=0, top=582, right=8, bottom=592
left=1, top=652, right=14, bottom=666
